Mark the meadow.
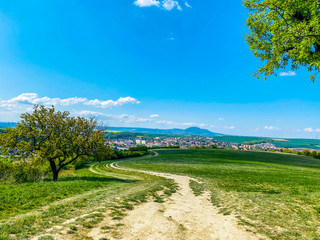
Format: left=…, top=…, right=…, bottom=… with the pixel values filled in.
left=2, top=149, right=320, bottom=239
left=121, top=149, right=320, bottom=239
left=0, top=157, right=176, bottom=240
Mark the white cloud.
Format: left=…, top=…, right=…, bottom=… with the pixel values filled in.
left=76, top=110, right=106, bottom=116
left=304, top=128, right=313, bottom=132
left=279, top=71, right=296, bottom=77
left=225, top=126, right=235, bottom=129
left=76, top=111, right=152, bottom=123
left=134, top=0, right=160, bottom=7
left=264, top=125, right=279, bottom=130
left=303, top=128, right=320, bottom=133
left=0, top=93, right=140, bottom=110
left=182, top=122, right=206, bottom=127
left=0, top=93, right=87, bottom=108
left=150, top=114, right=159, bottom=118
left=133, top=0, right=181, bottom=10
left=185, top=2, right=192, bottom=7
left=218, top=117, right=224, bottom=121
left=85, top=97, right=140, bottom=108
left=162, top=0, right=181, bottom=10
left=156, top=120, right=175, bottom=125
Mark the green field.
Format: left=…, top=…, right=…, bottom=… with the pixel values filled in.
left=2, top=149, right=320, bottom=239
left=121, top=149, right=320, bottom=239
left=216, top=136, right=320, bottom=149
left=0, top=158, right=176, bottom=240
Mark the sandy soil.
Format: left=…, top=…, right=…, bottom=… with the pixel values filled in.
left=89, top=162, right=265, bottom=240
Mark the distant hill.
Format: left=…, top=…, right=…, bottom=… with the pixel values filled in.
left=108, top=127, right=226, bottom=137
left=2, top=122, right=320, bottom=149
left=0, top=123, right=225, bottom=137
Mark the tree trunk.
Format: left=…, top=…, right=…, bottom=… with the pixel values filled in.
left=49, top=160, right=59, bottom=182
left=52, top=170, right=59, bottom=181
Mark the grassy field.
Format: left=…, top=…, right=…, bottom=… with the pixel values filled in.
left=0, top=158, right=176, bottom=240
left=216, top=136, right=320, bottom=149
left=121, top=149, right=320, bottom=239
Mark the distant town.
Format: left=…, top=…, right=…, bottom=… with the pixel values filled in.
left=105, top=134, right=300, bottom=152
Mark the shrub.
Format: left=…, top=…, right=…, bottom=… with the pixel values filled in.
left=0, top=158, right=49, bottom=183
left=302, top=150, right=311, bottom=156
left=311, top=151, right=317, bottom=158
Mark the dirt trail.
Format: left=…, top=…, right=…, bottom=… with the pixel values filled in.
left=91, top=161, right=264, bottom=240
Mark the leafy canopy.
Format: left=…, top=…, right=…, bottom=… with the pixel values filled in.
left=0, top=105, right=113, bottom=181
left=244, top=0, right=320, bottom=81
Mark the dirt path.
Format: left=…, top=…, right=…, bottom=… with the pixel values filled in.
left=92, top=161, right=265, bottom=240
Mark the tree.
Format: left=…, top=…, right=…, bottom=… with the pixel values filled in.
left=244, top=0, right=320, bottom=81
left=0, top=105, right=113, bottom=181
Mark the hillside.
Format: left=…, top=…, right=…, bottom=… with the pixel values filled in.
left=122, top=149, right=320, bottom=239
left=108, top=126, right=225, bottom=137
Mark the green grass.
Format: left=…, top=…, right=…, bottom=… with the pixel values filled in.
left=0, top=169, right=133, bottom=219
left=121, top=149, right=320, bottom=239
left=0, top=160, right=175, bottom=239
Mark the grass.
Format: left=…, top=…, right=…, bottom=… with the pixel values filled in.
left=121, top=149, right=320, bottom=239
left=0, top=171, right=133, bottom=219
left=189, top=180, right=205, bottom=196
left=0, top=159, right=175, bottom=240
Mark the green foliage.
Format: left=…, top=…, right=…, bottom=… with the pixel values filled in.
left=0, top=157, right=49, bottom=183
left=0, top=105, right=114, bottom=181
left=244, top=0, right=320, bottom=81
left=301, top=150, right=311, bottom=156
left=112, top=146, right=148, bottom=159
left=311, top=151, right=317, bottom=157
left=129, top=146, right=148, bottom=152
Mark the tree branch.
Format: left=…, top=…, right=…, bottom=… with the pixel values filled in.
left=57, top=154, right=85, bottom=171
left=261, top=3, right=290, bottom=27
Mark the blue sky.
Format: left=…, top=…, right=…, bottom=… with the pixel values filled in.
left=0, top=0, right=320, bottom=138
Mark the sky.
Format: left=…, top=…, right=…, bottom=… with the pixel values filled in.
left=0, top=0, right=319, bottom=139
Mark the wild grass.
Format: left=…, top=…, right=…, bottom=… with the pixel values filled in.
left=122, top=149, right=320, bottom=239
left=189, top=180, right=205, bottom=196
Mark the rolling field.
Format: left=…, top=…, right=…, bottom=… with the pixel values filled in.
left=0, top=158, right=176, bottom=240
left=2, top=149, right=320, bottom=239
left=121, top=149, right=320, bottom=239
